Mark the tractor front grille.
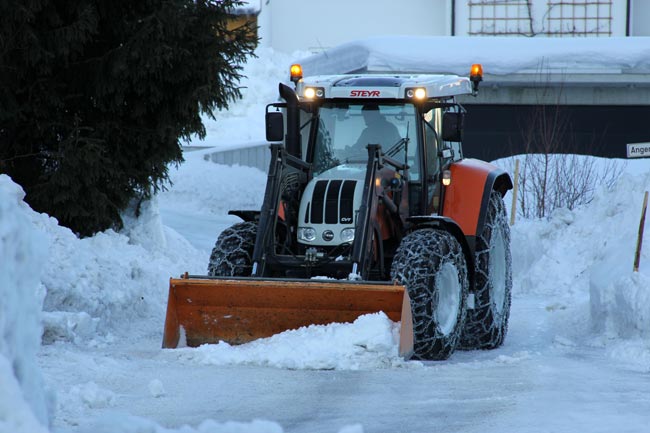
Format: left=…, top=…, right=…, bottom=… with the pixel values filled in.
left=307, top=180, right=357, bottom=225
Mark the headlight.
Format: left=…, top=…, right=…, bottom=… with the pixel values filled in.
left=340, top=228, right=355, bottom=243
left=303, top=87, right=324, bottom=99
left=298, top=227, right=316, bottom=242
left=406, top=87, right=426, bottom=100
left=304, top=87, right=316, bottom=98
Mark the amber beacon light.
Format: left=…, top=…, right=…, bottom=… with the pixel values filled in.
left=290, top=64, right=303, bottom=84
left=470, top=64, right=483, bottom=93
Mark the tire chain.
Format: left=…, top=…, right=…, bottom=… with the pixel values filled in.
left=459, top=191, right=512, bottom=350
left=392, top=229, right=468, bottom=360
left=207, top=221, right=257, bottom=277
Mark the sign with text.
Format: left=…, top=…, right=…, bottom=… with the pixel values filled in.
left=627, top=143, right=650, bottom=158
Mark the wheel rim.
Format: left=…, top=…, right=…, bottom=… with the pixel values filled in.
left=489, top=225, right=507, bottom=316
left=434, top=262, right=462, bottom=336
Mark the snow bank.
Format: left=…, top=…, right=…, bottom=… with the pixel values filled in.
left=299, top=36, right=650, bottom=76
left=0, top=175, right=50, bottom=432
left=36, top=195, right=206, bottom=344
left=591, top=272, right=650, bottom=338
left=508, top=170, right=650, bottom=369
left=3, top=174, right=209, bottom=347
left=587, top=174, right=650, bottom=369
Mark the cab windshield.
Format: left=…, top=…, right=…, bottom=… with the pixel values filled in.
left=310, top=102, right=419, bottom=177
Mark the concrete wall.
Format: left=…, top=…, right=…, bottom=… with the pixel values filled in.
left=204, top=143, right=270, bottom=173
left=258, top=0, right=450, bottom=54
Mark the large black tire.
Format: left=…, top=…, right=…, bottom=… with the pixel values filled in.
left=207, top=221, right=257, bottom=277
left=460, top=191, right=512, bottom=350
left=391, top=229, right=469, bottom=360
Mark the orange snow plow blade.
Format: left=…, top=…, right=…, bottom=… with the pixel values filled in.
left=162, top=275, right=414, bottom=358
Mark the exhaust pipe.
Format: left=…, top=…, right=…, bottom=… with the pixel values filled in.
left=279, top=83, right=301, bottom=158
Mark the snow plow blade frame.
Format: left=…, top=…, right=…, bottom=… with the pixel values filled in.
left=162, top=275, right=414, bottom=358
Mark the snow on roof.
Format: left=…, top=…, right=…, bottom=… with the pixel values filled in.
left=298, top=36, right=650, bottom=78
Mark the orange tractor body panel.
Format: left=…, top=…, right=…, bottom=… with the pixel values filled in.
left=443, top=159, right=500, bottom=237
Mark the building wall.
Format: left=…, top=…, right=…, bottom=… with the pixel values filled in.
left=630, top=0, right=650, bottom=36
left=258, top=0, right=450, bottom=54
left=454, top=1, right=629, bottom=37
left=258, top=1, right=650, bottom=54
left=462, top=104, right=650, bottom=161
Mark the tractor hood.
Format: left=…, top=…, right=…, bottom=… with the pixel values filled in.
left=297, top=164, right=367, bottom=247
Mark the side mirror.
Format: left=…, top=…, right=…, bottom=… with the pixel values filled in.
left=266, top=111, right=284, bottom=142
left=442, top=112, right=464, bottom=142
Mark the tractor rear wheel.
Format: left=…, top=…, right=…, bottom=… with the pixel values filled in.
left=391, top=229, right=469, bottom=360
left=460, top=191, right=512, bottom=350
left=207, top=221, right=257, bottom=277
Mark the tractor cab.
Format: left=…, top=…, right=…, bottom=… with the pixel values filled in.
left=259, top=66, right=481, bottom=280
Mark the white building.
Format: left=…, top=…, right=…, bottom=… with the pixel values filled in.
left=257, top=0, right=650, bottom=54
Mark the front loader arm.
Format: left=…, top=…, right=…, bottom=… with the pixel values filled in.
left=251, top=144, right=310, bottom=277
left=349, top=144, right=380, bottom=278
left=251, top=143, right=283, bottom=277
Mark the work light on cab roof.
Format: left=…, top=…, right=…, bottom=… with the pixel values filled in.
left=406, top=87, right=426, bottom=100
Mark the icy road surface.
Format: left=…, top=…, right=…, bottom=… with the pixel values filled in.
left=40, top=296, right=650, bottom=433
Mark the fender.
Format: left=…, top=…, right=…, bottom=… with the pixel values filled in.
left=442, top=158, right=513, bottom=242
left=229, top=205, right=286, bottom=222
left=228, top=210, right=261, bottom=222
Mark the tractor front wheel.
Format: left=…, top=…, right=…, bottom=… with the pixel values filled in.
left=391, top=229, right=469, bottom=360
left=207, top=221, right=257, bottom=277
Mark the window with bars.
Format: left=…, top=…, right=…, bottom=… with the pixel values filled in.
left=466, top=0, right=613, bottom=37
left=545, top=1, right=612, bottom=36
left=468, top=0, right=535, bottom=36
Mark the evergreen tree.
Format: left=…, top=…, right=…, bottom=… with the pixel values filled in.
left=0, top=0, right=256, bottom=237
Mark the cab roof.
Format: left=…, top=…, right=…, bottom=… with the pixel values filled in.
left=296, top=73, right=473, bottom=101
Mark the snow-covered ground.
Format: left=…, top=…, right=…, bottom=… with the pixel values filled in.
left=2, top=42, right=650, bottom=433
